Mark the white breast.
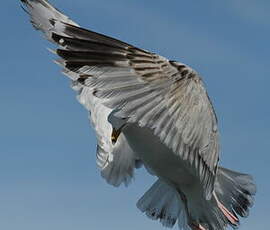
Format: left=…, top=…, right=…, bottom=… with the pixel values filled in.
left=123, top=124, right=199, bottom=190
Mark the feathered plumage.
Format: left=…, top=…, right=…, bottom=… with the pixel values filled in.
left=20, top=1, right=256, bottom=229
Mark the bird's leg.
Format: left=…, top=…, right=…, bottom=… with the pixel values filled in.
left=190, top=222, right=206, bottom=230
left=213, top=193, right=238, bottom=226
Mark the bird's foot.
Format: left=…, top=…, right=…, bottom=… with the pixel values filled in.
left=190, top=222, right=206, bottom=230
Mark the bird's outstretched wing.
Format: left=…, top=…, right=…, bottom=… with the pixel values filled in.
left=21, top=0, right=219, bottom=198
left=21, top=0, right=142, bottom=187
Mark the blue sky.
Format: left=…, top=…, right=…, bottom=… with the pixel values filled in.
left=1, top=0, right=269, bottom=229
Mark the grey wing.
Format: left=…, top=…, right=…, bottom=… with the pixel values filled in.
left=90, top=61, right=219, bottom=198
left=59, top=33, right=219, bottom=198
left=75, top=83, right=141, bottom=187
left=22, top=0, right=143, bottom=187
left=21, top=0, right=219, bottom=198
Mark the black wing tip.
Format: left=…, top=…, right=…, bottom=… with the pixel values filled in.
left=20, top=0, right=46, bottom=4
left=20, top=3, right=30, bottom=14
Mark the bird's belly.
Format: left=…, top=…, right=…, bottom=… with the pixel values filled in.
left=123, top=124, right=197, bottom=187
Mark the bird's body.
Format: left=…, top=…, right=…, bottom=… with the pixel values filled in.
left=124, top=124, right=220, bottom=230
left=125, top=124, right=197, bottom=191
left=20, top=1, right=256, bottom=229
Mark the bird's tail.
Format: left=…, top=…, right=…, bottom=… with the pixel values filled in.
left=137, top=179, right=191, bottom=229
left=137, top=168, right=256, bottom=230
left=214, top=167, right=256, bottom=226
left=194, top=166, right=257, bottom=230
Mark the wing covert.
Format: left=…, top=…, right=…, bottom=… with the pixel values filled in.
left=22, top=0, right=220, bottom=198
left=56, top=25, right=220, bottom=198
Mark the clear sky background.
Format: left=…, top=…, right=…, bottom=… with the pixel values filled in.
left=1, top=0, right=269, bottom=230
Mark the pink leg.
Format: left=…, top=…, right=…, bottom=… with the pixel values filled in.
left=217, top=201, right=238, bottom=225
left=214, top=193, right=239, bottom=225
left=190, top=223, right=206, bottom=230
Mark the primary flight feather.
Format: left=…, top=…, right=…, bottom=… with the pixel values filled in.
left=20, top=1, right=256, bottom=229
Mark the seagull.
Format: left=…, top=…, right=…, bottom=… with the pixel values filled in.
left=20, top=1, right=256, bottom=229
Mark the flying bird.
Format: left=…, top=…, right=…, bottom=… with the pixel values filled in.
left=20, top=0, right=256, bottom=229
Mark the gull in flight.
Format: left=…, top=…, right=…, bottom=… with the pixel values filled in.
left=20, top=1, right=256, bottom=229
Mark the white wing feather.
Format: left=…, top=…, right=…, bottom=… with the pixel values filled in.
left=22, top=0, right=219, bottom=198
left=22, top=0, right=140, bottom=186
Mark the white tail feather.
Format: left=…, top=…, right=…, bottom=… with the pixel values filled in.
left=215, top=167, right=256, bottom=219
left=137, top=179, right=185, bottom=228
